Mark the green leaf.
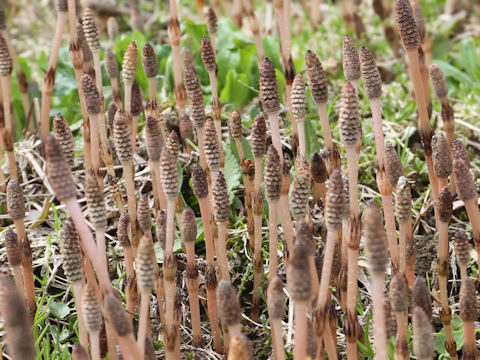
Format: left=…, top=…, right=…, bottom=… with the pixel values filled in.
left=48, top=302, right=70, bottom=319
left=460, top=37, right=480, bottom=81
left=304, top=116, right=320, bottom=160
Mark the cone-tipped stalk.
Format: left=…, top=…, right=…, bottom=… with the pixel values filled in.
left=181, top=207, right=202, bottom=349
left=360, top=46, right=400, bottom=274
left=364, top=201, right=389, bottom=359
left=53, top=113, right=75, bottom=166
left=432, top=134, right=452, bottom=190
left=82, top=282, right=102, bottom=360
left=105, top=51, right=122, bottom=109
left=212, top=170, right=231, bottom=281
left=291, top=74, right=307, bottom=158
left=343, top=36, right=361, bottom=91
left=142, top=43, right=158, bottom=101
left=122, top=41, right=137, bottom=115
left=168, top=5, right=186, bottom=122
left=395, top=176, right=414, bottom=284
left=217, top=279, right=243, bottom=341
left=389, top=274, right=409, bottom=359
left=311, top=152, right=327, bottom=205
left=4, top=228, right=25, bottom=303
left=191, top=163, right=223, bottom=353
left=394, top=0, right=438, bottom=202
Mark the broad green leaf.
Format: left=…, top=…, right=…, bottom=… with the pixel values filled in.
left=460, top=37, right=480, bottom=81
left=48, top=302, right=70, bottom=319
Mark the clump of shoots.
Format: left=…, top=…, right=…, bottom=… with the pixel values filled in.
left=460, top=277, right=477, bottom=360
left=184, top=67, right=207, bottom=168
left=291, top=74, right=307, bottom=158
left=394, top=0, right=438, bottom=201
left=395, top=176, right=414, bottom=285
left=454, top=231, right=470, bottom=279
left=121, top=41, right=138, bottom=115
left=7, top=178, right=35, bottom=314
left=105, top=51, right=122, bottom=109
left=267, top=276, right=286, bottom=360
left=136, top=235, right=155, bottom=358
left=82, top=282, right=102, bottom=360
left=104, top=293, right=142, bottom=358
left=305, top=50, right=338, bottom=171
left=389, top=274, right=409, bottom=359
left=315, top=169, right=343, bottom=359
left=453, top=155, right=480, bottom=258
left=39, top=1, right=68, bottom=144
left=191, top=163, right=223, bottom=353
left=310, top=152, right=327, bottom=205
left=287, top=235, right=312, bottom=360
left=364, top=201, right=389, bottom=359
left=60, top=218, right=89, bottom=349
left=212, top=170, right=231, bottom=281
left=0, top=271, right=35, bottom=360
left=360, top=46, right=400, bottom=273
left=142, top=42, right=158, bottom=101
left=181, top=207, right=203, bottom=350
left=412, top=306, right=435, bottom=360
left=201, top=36, right=222, bottom=144
left=432, top=134, right=452, bottom=190
left=0, top=34, right=17, bottom=179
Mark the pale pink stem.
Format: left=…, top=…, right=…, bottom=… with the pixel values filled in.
left=293, top=302, right=308, bottom=360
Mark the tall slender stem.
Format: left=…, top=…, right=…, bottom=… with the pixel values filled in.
left=268, top=200, right=279, bottom=277
left=148, top=77, right=156, bottom=102
left=13, top=219, right=35, bottom=314
left=293, top=302, right=308, bottom=360
left=217, top=222, right=230, bottom=281
left=122, top=161, right=137, bottom=246
left=316, top=102, right=333, bottom=155
left=1, top=75, right=17, bottom=179
left=89, top=331, right=101, bottom=360
left=72, top=282, right=89, bottom=350
left=371, top=277, right=388, bottom=359
left=137, top=293, right=150, bottom=357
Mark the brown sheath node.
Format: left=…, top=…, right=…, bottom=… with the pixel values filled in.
left=7, top=179, right=25, bottom=220
left=347, top=215, right=361, bottom=249
left=344, top=309, right=360, bottom=340
left=82, top=8, right=101, bottom=52
left=53, top=113, right=75, bottom=166
left=305, top=50, right=328, bottom=104
left=343, top=35, right=360, bottom=82
left=163, top=253, right=177, bottom=281
left=205, top=264, right=217, bottom=288
left=437, top=257, right=449, bottom=278
left=259, top=57, right=280, bottom=113
left=313, top=304, right=328, bottom=336
left=432, top=134, right=452, bottom=178
left=394, top=0, right=419, bottom=50
left=45, top=135, right=77, bottom=201
left=285, top=56, right=296, bottom=85
left=142, top=42, right=158, bottom=79
left=360, top=46, right=382, bottom=99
